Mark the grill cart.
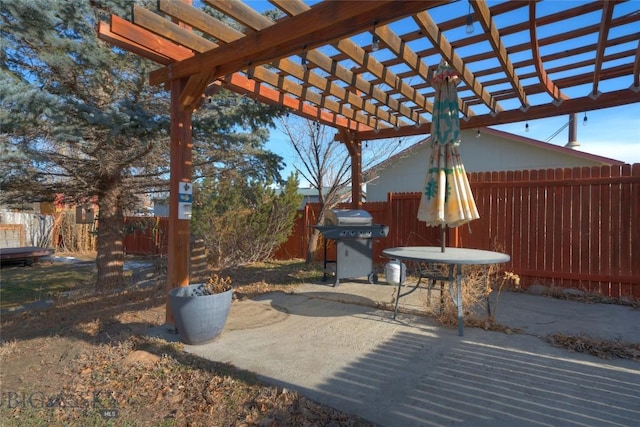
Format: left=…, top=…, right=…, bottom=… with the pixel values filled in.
left=314, top=209, right=389, bottom=286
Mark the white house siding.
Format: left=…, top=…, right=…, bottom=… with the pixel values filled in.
left=0, top=210, right=54, bottom=247
left=365, top=129, right=622, bottom=202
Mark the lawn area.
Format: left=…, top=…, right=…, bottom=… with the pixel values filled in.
left=0, top=260, right=97, bottom=309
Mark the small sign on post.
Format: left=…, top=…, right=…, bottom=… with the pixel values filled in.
left=178, top=182, right=192, bottom=220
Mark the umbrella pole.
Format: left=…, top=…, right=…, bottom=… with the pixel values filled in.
left=441, top=224, right=446, bottom=252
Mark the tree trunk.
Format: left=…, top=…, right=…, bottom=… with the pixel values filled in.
left=305, top=210, right=327, bottom=264
left=96, top=184, right=125, bottom=291
left=306, top=228, right=320, bottom=264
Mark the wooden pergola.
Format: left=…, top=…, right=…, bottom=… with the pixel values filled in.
left=98, top=0, right=640, bottom=322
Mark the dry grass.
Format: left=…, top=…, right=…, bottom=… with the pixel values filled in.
left=412, top=262, right=519, bottom=332
left=545, top=333, right=640, bottom=361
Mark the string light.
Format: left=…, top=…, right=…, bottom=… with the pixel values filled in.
left=525, top=122, right=529, bottom=132
left=583, top=111, right=588, bottom=126
left=371, top=22, right=380, bottom=52
left=372, top=34, right=380, bottom=52
left=301, top=48, right=308, bottom=72
left=465, top=2, right=474, bottom=34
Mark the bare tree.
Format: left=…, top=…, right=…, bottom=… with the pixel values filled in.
left=278, top=117, right=408, bottom=262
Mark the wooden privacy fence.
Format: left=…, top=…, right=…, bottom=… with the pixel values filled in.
left=123, top=217, right=168, bottom=255
left=123, top=164, right=639, bottom=298
left=274, top=163, right=640, bottom=298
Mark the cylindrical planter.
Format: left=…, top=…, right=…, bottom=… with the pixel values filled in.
left=168, top=284, right=233, bottom=345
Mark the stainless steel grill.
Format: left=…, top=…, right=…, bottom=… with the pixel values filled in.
left=314, top=209, right=389, bottom=286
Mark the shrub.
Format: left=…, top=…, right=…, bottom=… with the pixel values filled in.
left=191, top=174, right=302, bottom=268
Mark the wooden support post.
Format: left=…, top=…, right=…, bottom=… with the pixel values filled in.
left=351, top=139, right=363, bottom=209
left=338, top=129, right=363, bottom=208
left=166, top=77, right=193, bottom=325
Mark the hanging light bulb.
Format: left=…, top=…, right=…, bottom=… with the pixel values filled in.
left=476, top=129, right=481, bottom=138
left=465, top=2, right=474, bottom=34
left=247, top=63, right=254, bottom=79
left=301, top=49, right=308, bottom=72
left=372, top=34, right=380, bottom=52
left=525, top=122, right=529, bottom=132
left=583, top=112, right=588, bottom=126
left=372, top=21, right=380, bottom=52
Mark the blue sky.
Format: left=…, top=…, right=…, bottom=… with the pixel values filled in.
left=492, top=104, right=640, bottom=164
left=269, top=103, right=640, bottom=182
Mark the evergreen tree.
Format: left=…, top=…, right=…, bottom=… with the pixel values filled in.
left=1, top=0, right=286, bottom=289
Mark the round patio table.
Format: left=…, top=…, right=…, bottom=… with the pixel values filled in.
left=382, top=246, right=510, bottom=336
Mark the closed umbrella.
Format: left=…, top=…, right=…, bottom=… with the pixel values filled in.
left=417, top=59, right=479, bottom=251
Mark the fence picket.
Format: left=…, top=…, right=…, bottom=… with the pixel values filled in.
left=560, top=167, right=573, bottom=289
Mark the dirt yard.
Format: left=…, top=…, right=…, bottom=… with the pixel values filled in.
left=0, top=260, right=374, bottom=426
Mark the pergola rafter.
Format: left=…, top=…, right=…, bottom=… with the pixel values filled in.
left=592, top=1, right=616, bottom=97
left=471, top=0, right=528, bottom=109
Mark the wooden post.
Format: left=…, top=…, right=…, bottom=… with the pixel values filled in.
left=351, top=138, right=362, bottom=209
left=338, top=129, right=363, bottom=208
left=166, top=77, right=193, bottom=325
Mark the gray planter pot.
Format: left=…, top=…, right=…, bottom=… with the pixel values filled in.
left=168, top=284, right=233, bottom=345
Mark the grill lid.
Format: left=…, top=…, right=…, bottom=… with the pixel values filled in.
left=324, top=209, right=372, bottom=226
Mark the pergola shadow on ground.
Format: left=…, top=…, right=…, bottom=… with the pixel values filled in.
left=303, top=330, right=640, bottom=427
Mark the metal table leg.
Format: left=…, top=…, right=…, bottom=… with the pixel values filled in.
left=447, top=264, right=464, bottom=336
left=456, top=264, right=463, bottom=336
left=393, top=266, right=411, bottom=319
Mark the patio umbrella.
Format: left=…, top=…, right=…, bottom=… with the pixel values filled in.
left=417, top=59, right=479, bottom=251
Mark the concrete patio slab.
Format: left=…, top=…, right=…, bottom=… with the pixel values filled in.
left=150, top=280, right=640, bottom=427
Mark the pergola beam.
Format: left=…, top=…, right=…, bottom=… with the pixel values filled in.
left=358, top=88, right=640, bottom=140
left=97, top=20, right=173, bottom=65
